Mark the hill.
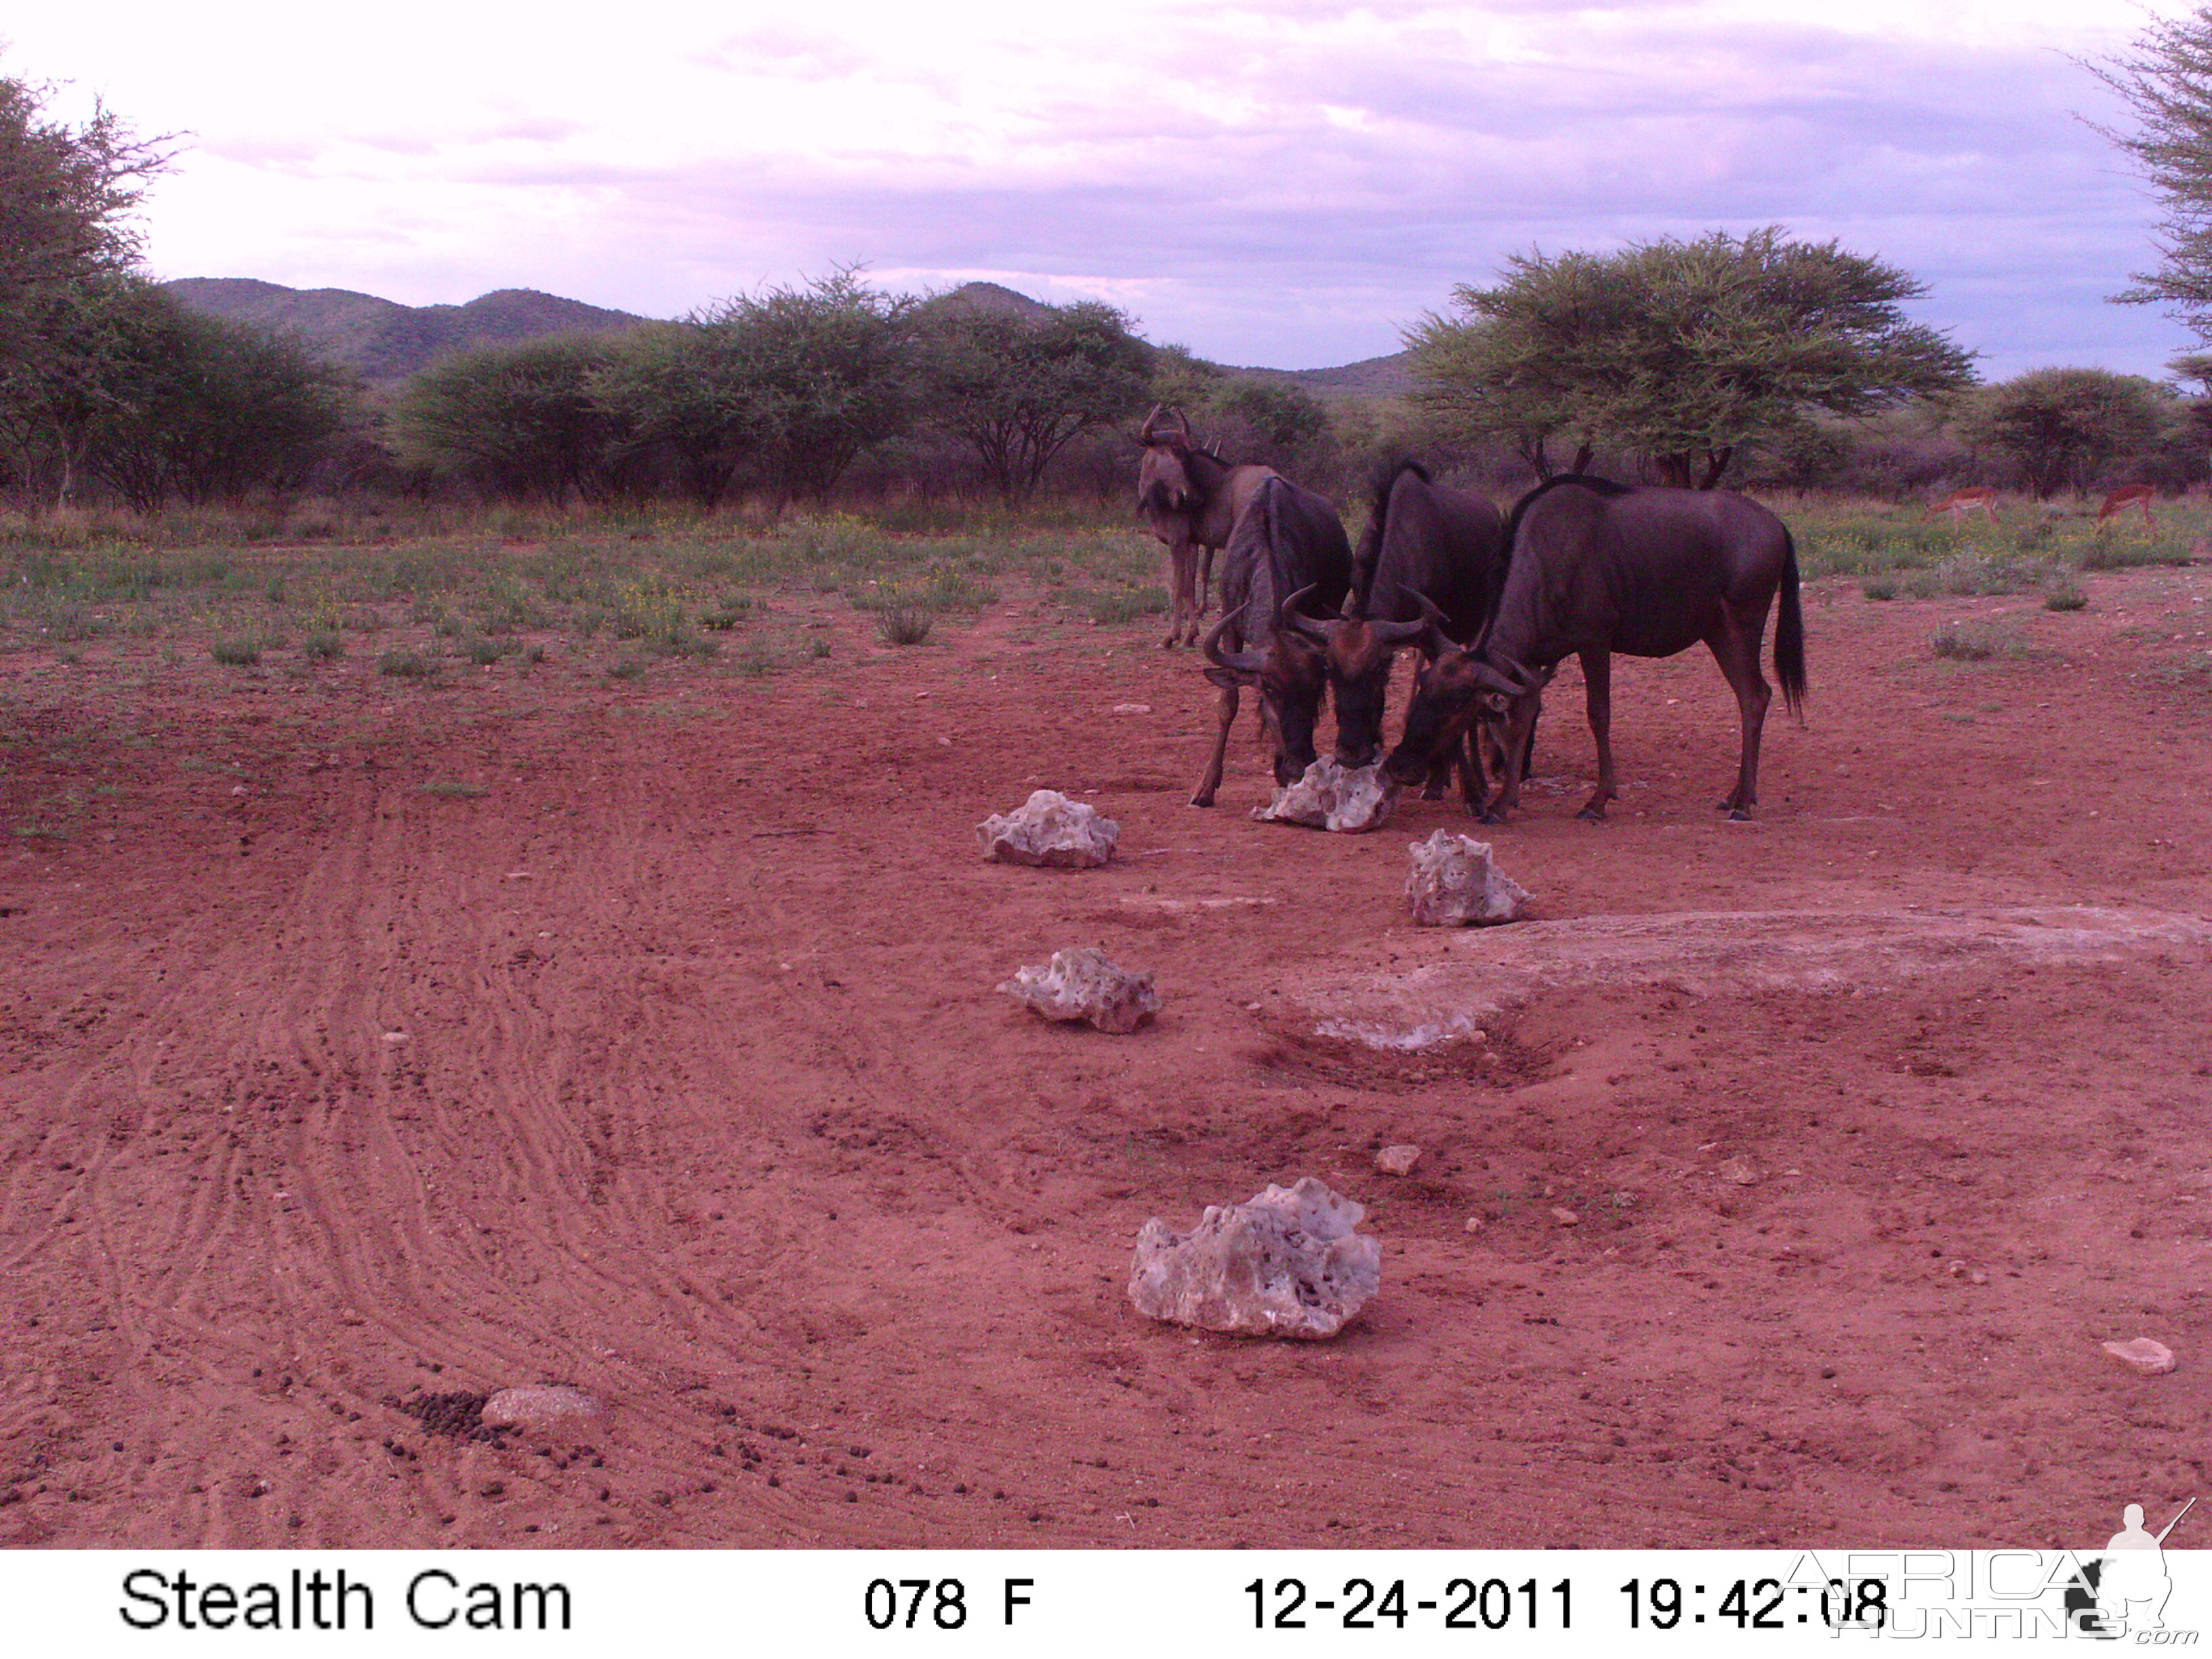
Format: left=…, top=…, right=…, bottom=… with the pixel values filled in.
left=1225, top=352, right=1414, bottom=398
left=160, top=279, right=651, bottom=383
left=161, top=276, right=1411, bottom=394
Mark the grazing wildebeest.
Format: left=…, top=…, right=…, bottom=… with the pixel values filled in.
left=1273, top=459, right=1511, bottom=806
left=1136, top=405, right=1277, bottom=648
left=1385, top=474, right=1806, bottom=823
left=1191, top=474, right=1354, bottom=806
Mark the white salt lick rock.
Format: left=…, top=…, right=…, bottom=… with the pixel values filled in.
left=1128, top=1176, right=1380, bottom=1339
left=1253, top=758, right=1398, bottom=834
left=1406, top=830, right=1530, bottom=926
left=977, top=790, right=1118, bottom=868
left=1000, top=945, right=1161, bottom=1033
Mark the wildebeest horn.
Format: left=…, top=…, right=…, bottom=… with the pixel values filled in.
left=1277, top=583, right=1338, bottom=645
left=1202, top=605, right=1267, bottom=676
left=1140, top=404, right=1170, bottom=445
left=1362, top=583, right=1429, bottom=646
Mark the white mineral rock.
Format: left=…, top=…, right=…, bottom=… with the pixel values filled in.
left=1000, top=945, right=1160, bottom=1033
left=1128, top=1177, right=1380, bottom=1339
left=1405, top=830, right=1530, bottom=926
left=481, top=1385, right=603, bottom=1427
left=2102, top=1337, right=2177, bottom=1376
left=977, top=790, right=1119, bottom=868
left=1374, top=1145, right=1422, bottom=1176
left=1252, top=758, right=1398, bottom=834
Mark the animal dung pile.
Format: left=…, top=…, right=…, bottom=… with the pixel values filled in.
left=977, top=789, right=1119, bottom=867
left=1252, top=758, right=1398, bottom=834
left=1127, top=1176, right=1380, bottom=1339
left=1000, top=945, right=1161, bottom=1033
left=1405, top=830, right=1530, bottom=926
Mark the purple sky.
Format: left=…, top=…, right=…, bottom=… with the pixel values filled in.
left=12, top=1, right=2196, bottom=378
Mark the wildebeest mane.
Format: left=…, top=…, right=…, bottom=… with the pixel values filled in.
left=1351, top=458, right=1433, bottom=615
left=1497, top=473, right=1626, bottom=586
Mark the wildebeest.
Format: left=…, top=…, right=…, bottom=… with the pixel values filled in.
left=1385, top=475, right=1806, bottom=823
left=1136, top=405, right=1278, bottom=648
left=1274, top=459, right=1510, bottom=804
left=1191, top=474, right=1354, bottom=806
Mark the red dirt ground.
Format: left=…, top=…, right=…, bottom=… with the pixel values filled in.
left=2, top=560, right=2209, bottom=1549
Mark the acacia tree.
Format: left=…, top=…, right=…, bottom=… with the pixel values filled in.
left=919, top=298, right=1152, bottom=501
left=0, top=68, right=173, bottom=502
left=392, top=336, right=640, bottom=504
left=686, top=270, right=918, bottom=509
left=1409, top=228, right=1977, bottom=489
left=2087, top=11, right=2212, bottom=344
left=1953, top=369, right=2171, bottom=499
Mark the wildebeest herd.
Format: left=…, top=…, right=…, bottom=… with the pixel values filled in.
left=1137, top=407, right=1808, bottom=823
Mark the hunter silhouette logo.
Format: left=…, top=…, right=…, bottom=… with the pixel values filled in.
left=2063, top=1497, right=2194, bottom=1637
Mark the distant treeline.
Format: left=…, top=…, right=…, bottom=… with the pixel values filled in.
left=5, top=53, right=2209, bottom=519
left=9, top=268, right=2209, bottom=518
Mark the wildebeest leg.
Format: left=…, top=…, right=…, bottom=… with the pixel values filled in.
left=1704, top=617, right=1773, bottom=819
left=1191, top=680, right=1240, bottom=806
left=1191, top=545, right=1215, bottom=646
left=1481, top=699, right=1538, bottom=823
left=1163, top=535, right=1196, bottom=649
left=1576, top=649, right=1617, bottom=821
left=1456, top=727, right=1489, bottom=813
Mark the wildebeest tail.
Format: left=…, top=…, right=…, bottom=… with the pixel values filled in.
left=1775, top=527, right=1807, bottom=719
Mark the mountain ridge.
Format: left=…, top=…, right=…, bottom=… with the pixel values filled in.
left=160, top=276, right=1413, bottom=394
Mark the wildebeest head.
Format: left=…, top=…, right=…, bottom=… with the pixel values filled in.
left=1137, top=405, right=1197, bottom=520
left=1382, top=595, right=1538, bottom=786
left=1202, top=598, right=1330, bottom=786
left=1274, top=583, right=1429, bottom=768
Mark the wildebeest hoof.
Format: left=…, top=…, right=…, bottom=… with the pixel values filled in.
left=1576, top=806, right=1607, bottom=823
left=1477, top=809, right=1507, bottom=826
left=1420, top=785, right=1445, bottom=801
left=1190, top=793, right=1216, bottom=808
left=1727, top=808, right=1753, bottom=822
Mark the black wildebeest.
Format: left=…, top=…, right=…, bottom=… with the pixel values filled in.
left=1191, top=474, right=1353, bottom=806
left=1136, top=405, right=1277, bottom=648
left=1273, top=459, right=1511, bottom=806
left=1385, top=474, right=1806, bottom=822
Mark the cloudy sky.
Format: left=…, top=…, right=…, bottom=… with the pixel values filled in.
left=9, top=0, right=2197, bottom=377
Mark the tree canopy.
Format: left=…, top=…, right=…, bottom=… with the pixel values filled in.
left=2087, top=9, right=2212, bottom=342
left=918, top=298, right=1152, bottom=501
left=1408, top=228, right=1977, bottom=489
left=1951, top=368, right=2173, bottom=499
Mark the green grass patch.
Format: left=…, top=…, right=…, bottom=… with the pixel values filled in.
left=421, top=781, right=487, bottom=798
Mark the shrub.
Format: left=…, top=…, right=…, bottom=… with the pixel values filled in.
left=209, top=638, right=261, bottom=666
left=2043, top=579, right=2089, bottom=612
left=302, top=630, right=343, bottom=660
left=876, top=606, right=932, bottom=645
left=378, top=650, right=434, bottom=678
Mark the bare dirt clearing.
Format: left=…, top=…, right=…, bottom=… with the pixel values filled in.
left=2, top=560, right=2209, bottom=1548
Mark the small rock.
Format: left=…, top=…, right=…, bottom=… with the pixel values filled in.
left=481, top=1385, right=604, bottom=1427
left=1128, top=1177, right=1380, bottom=1339
left=1000, top=946, right=1160, bottom=1033
left=1374, top=1145, right=1421, bottom=1176
left=1111, top=703, right=1152, bottom=714
left=1551, top=1206, right=1580, bottom=1227
left=977, top=790, right=1119, bottom=868
left=2102, top=1337, right=2176, bottom=1376
left=1405, top=830, right=1529, bottom=926
left=1717, top=1157, right=1761, bottom=1187
left=1253, top=758, right=1397, bottom=834
left=1462, top=1216, right=1485, bottom=1234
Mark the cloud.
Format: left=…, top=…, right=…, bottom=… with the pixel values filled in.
left=52, top=0, right=2182, bottom=374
